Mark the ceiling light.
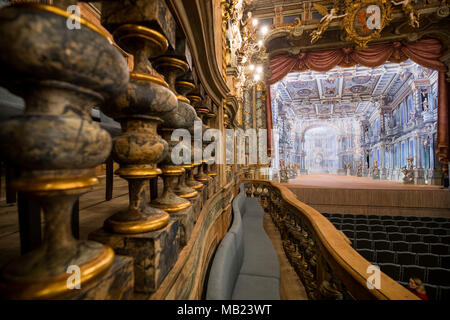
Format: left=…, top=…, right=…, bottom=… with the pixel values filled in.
left=260, top=25, right=268, bottom=35
left=252, top=18, right=258, bottom=27
left=249, top=64, right=255, bottom=71
left=256, top=65, right=263, bottom=73
left=254, top=74, right=261, bottom=81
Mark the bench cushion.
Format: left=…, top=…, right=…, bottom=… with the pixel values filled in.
left=239, top=214, right=280, bottom=279
left=206, top=233, right=241, bottom=300
left=232, top=274, right=280, bottom=300
left=230, top=194, right=244, bottom=267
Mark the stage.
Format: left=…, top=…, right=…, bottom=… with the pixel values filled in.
left=285, top=175, right=450, bottom=217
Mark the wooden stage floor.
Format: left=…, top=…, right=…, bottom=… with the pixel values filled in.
left=288, top=174, right=443, bottom=190
left=285, top=175, right=450, bottom=217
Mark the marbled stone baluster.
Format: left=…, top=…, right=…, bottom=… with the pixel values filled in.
left=186, top=90, right=207, bottom=188
left=172, top=80, right=198, bottom=200
left=195, top=100, right=213, bottom=187
left=99, top=24, right=176, bottom=234
left=88, top=0, right=180, bottom=294
left=0, top=2, right=130, bottom=299
left=151, top=56, right=197, bottom=246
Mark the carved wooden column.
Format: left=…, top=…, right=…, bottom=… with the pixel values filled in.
left=88, top=0, right=180, bottom=294
left=195, top=101, right=213, bottom=201
left=174, top=78, right=203, bottom=220
left=151, top=55, right=197, bottom=247
left=186, top=90, right=206, bottom=192
left=0, top=2, right=132, bottom=299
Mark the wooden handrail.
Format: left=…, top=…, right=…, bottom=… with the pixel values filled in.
left=243, top=179, right=419, bottom=300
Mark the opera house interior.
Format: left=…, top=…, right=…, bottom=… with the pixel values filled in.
left=0, top=0, right=449, bottom=305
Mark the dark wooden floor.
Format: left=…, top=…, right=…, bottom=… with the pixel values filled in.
left=0, top=176, right=129, bottom=267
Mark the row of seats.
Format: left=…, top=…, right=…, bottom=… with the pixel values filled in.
left=358, top=249, right=450, bottom=268
left=331, top=219, right=450, bottom=229
left=323, top=213, right=450, bottom=223
left=324, top=212, right=450, bottom=299
left=377, top=263, right=450, bottom=286
left=337, top=224, right=450, bottom=235
left=350, top=239, right=450, bottom=254
left=416, top=284, right=450, bottom=301
left=343, top=230, right=450, bottom=244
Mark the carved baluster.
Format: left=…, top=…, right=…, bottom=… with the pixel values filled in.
left=0, top=1, right=130, bottom=298
left=151, top=55, right=197, bottom=246
left=100, top=24, right=175, bottom=234
left=194, top=99, right=213, bottom=186
left=88, top=0, right=181, bottom=294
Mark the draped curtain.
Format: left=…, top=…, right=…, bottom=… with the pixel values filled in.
left=266, top=39, right=449, bottom=173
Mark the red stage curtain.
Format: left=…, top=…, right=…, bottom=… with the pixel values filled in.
left=266, top=39, right=449, bottom=172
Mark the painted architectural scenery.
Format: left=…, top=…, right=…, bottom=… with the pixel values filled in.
left=271, top=60, right=441, bottom=184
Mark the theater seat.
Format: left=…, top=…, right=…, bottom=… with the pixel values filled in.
left=355, top=231, right=371, bottom=240
left=441, top=255, right=450, bottom=269
left=417, top=227, right=432, bottom=235
left=422, top=235, right=439, bottom=243
left=358, top=249, right=375, bottom=262
left=388, top=233, right=404, bottom=242
left=355, top=224, right=369, bottom=231
left=400, top=226, right=416, bottom=234
left=379, top=263, right=401, bottom=281
left=376, top=250, right=396, bottom=264
left=401, top=265, right=426, bottom=283
left=433, top=228, right=448, bottom=236
left=411, top=221, right=425, bottom=228
left=439, top=286, right=450, bottom=300
left=430, top=244, right=450, bottom=255
left=343, top=230, right=355, bottom=239
left=374, top=240, right=391, bottom=251
left=386, top=226, right=399, bottom=233
left=356, top=239, right=372, bottom=250
left=440, top=222, right=450, bottom=229
left=397, top=252, right=416, bottom=265
left=405, top=234, right=421, bottom=243
left=370, top=225, right=385, bottom=232
left=410, top=242, right=429, bottom=254
left=417, top=253, right=440, bottom=268
left=427, top=268, right=450, bottom=286
left=397, top=221, right=410, bottom=227
left=392, top=241, right=410, bottom=252
left=441, top=236, right=450, bottom=245
left=425, top=222, right=439, bottom=228
left=342, top=224, right=354, bottom=230
left=425, top=284, right=438, bottom=300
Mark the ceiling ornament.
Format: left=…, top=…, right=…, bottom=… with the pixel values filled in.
left=342, top=0, right=393, bottom=48
left=391, top=0, right=420, bottom=28
left=311, top=3, right=347, bottom=44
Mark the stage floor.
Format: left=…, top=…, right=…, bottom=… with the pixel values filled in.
left=288, top=174, right=443, bottom=190
left=285, top=175, right=449, bottom=217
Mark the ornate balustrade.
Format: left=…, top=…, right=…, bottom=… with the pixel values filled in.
left=243, top=179, right=419, bottom=300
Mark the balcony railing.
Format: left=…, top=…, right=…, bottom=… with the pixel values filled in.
left=243, top=179, right=419, bottom=300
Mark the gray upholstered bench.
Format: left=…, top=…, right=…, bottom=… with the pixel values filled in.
left=206, top=184, right=280, bottom=300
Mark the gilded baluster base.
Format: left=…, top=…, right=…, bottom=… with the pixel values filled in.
left=0, top=193, right=114, bottom=300
left=104, top=175, right=170, bottom=234
left=151, top=169, right=194, bottom=246
left=186, top=164, right=204, bottom=190
left=173, top=165, right=198, bottom=199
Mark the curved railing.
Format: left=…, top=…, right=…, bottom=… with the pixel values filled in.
left=243, top=179, right=419, bottom=300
